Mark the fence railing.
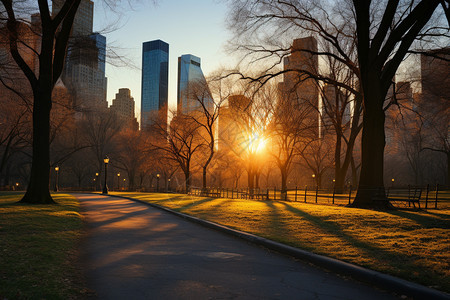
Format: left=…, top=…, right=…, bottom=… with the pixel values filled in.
left=188, top=184, right=450, bottom=209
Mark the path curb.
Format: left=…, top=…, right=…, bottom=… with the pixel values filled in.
left=110, top=194, right=449, bottom=300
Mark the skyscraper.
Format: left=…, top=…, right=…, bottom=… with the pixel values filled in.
left=110, top=88, right=139, bottom=130
left=177, top=54, right=213, bottom=114
left=282, top=37, right=319, bottom=105
left=53, top=0, right=93, bottom=36
left=279, top=36, right=319, bottom=136
left=141, top=40, right=169, bottom=128
left=52, top=0, right=107, bottom=111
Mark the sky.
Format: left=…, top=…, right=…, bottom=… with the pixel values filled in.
left=92, top=0, right=234, bottom=116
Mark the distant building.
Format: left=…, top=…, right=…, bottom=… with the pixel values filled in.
left=53, top=0, right=93, bottom=36
left=279, top=37, right=320, bottom=136
left=110, top=88, right=138, bottom=130
left=420, top=47, right=450, bottom=106
left=52, top=0, right=107, bottom=111
left=177, top=54, right=213, bottom=114
left=141, top=39, right=169, bottom=128
left=218, top=95, right=251, bottom=151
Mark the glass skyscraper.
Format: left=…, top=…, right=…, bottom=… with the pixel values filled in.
left=141, top=40, right=169, bottom=128
left=177, top=54, right=213, bottom=114
left=52, top=0, right=107, bottom=110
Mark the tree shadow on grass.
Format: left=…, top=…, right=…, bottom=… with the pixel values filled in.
left=261, top=201, right=290, bottom=238
left=275, top=201, right=423, bottom=268
left=384, top=210, right=450, bottom=229
left=174, top=197, right=218, bottom=212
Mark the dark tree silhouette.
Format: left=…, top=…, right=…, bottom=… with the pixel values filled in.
left=227, top=0, right=448, bottom=208
left=1, top=0, right=82, bottom=203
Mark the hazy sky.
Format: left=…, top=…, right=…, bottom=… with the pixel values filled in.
left=93, top=0, right=233, bottom=116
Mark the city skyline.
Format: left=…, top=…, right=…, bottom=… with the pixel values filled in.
left=177, top=54, right=213, bottom=114
left=93, top=1, right=231, bottom=117
left=141, top=39, right=169, bottom=128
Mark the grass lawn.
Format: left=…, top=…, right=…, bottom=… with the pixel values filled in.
left=0, top=192, right=87, bottom=299
left=112, top=192, right=450, bottom=293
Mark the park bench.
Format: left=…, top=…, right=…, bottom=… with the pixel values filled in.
left=249, top=192, right=268, bottom=200
left=207, top=192, right=221, bottom=198
left=388, top=187, right=422, bottom=209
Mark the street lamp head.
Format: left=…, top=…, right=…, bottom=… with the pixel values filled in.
left=95, top=172, right=99, bottom=176
left=104, top=156, right=110, bottom=164
left=15, top=182, right=19, bottom=186
left=312, top=174, right=315, bottom=178
left=157, top=174, right=160, bottom=178
left=117, top=173, right=120, bottom=177
left=55, top=166, right=59, bottom=171
left=391, top=178, right=395, bottom=182
left=168, top=178, right=171, bottom=182
left=332, top=179, right=335, bottom=183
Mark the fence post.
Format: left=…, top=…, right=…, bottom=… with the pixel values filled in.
left=348, top=185, right=352, bottom=205
left=294, top=186, right=298, bottom=202
left=315, top=185, right=318, bottom=203
left=304, top=185, right=307, bottom=203
left=408, top=185, right=411, bottom=207
left=332, top=185, right=336, bottom=204
left=425, top=184, right=429, bottom=209
left=435, top=184, right=439, bottom=209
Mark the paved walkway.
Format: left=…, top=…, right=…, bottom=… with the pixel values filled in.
left=77, top=194, right=399, bottom=299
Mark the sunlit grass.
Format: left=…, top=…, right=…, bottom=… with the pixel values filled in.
left=112, top=191, right=450, bottom=293
left=0, top=192, right=87, bottom=299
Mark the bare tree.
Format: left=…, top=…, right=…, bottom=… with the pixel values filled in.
left=267, top=82, right=313, bottom=195
left=147, top=110, right=204, bottom=192
left=227, top=0, right=448, bottom=208
left=0, top=0, right=83, bottom=203
left=184, top=78, right=226, bottom=191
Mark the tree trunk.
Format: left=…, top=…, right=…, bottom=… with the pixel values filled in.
left=184, top=169, right=191, bottom=193
left=202, top=166, right=207, bottom=190
left=247, top=168, right=254, bottom=193
left=334, top=134, right=344, bottom=193
left=447, top=151, right=450, bottom=187
left=21, top=89, right=54, bottom=204
left=351, top=89, right=391, bottom=208
left=280, top=167, right=287, bottom=194
left=351, top=155, right=358, bottom=187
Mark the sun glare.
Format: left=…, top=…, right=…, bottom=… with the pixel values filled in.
left=247, top=132, right=267, bottom=154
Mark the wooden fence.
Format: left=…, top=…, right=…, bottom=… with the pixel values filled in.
left=188, top=184, right=450, bottom=209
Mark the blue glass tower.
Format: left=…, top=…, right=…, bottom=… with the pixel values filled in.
left=141, top=40, right=169, bottom=127
left=90, top=33, right=106, bottom=74
left=177, top=54, right=213, bottom=114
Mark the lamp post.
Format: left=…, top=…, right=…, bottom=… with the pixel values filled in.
left=312, top=174, right=316, bottom=187
left=95, top=172, right=99, bottom=191
left=156, top=173, right=160, bottom=192
left=168, top=178, right=171, bottom=192
left=54, top=166, right=59, bottom=192
left=102, top=156, right=109, bottom=194
left=391, top=178, right=395, bottom=188
left=117, top=173, right=121, bottom=191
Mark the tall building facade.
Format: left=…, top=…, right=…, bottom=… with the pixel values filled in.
left=420, top=47, right=450, bottom=106
left=110, top=88, right=139, bottom=130
left=141, top=40, right=169, bottom=128
left=52, top=0, right=107, bottom=111
left=53, top=0, right=93, bottom=36
left=279, top=36, right=319, bottom=136
left=177, top=54, right=213, bottom=114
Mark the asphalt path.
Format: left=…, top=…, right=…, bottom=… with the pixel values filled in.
left=77, top=194, right=399, bottom=299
